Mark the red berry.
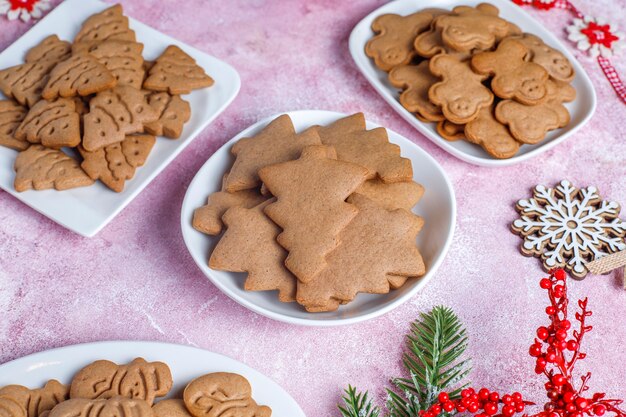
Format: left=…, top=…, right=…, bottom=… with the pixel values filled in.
left=546, top=352, right=557, bottom=362
left=554, top=284, right=565, bottom=295
left=556, top=330, right=567, bottom=341
left=548, top=412, right=559, bottom=417
left=567, top=340, right=579, bottom=351
left=594, top=405, right=607, bottom=416
left=438, top=392, right=450, bottom=403
left=530, top=344, right=542, bottom=357
left=563, top=392, right=575, bottom=403
left=457, top=405, right=467, bottom=413
left=516, top=403, right=526, bottom=413
left=479, top=388, right=490, bottom=400
left=489, top=392, right=500, bottom=402
left=554, top=269, right=566, bottom=280
left=443, top=402, right=455, bottom=412
left=552, top=374, right=566, bottom=386
left=484, top=403, right=498, bottom=416
left=468, top=403, right=480, bottom=413
left=570, top=413, right=582, bottom=417
left=462, top=389, right=472, bottom=398
left=575, top=398, right=589, bottom=410
left=431, top=405, right=442, bottom=415
left=503, top=395, right=513, bottom=404
left=560, top=320, right=571, bottom=330
left=537, top=327, right=549, bottom=340
left=546, top=306, right=557, bottom=315
left=566, top=404, right=577, bottom=413
left=540, top=278, right=552, bottom=289
left=512, top=392, right=523, bottom=402
left=548, top=390, right=559, bottom=400
left=503, top=405, right=516, bottom=417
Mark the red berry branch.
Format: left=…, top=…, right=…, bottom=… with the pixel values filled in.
left=419, top=269, right=625, bottom=417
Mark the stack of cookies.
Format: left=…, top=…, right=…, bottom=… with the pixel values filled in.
left=365, top=3, right=576, bottom=159
left=0, top=4, right=213, bottom=193
left=0, top=358, right=271, bottom=417
left=193, top=113, right=426, bottom=312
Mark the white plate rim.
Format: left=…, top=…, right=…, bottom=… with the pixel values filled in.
left=180, top=109, right=457, bottom=327
left=348, top=0, right=597, bottom=167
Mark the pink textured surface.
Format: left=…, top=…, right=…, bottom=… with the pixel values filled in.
left=1, top=1, right=625, bottom=416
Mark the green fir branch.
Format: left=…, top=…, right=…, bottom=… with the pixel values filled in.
left=339, top=385, right=380, bottom=417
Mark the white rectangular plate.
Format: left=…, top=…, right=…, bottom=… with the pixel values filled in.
left=0, top=0, right=240, bottom=237
left=349, top=0, right=596, bottom=167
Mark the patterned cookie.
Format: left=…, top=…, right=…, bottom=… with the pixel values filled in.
left=436, top=119, right=465, bottom=141
left=14, top=145, right=94, bottom=192
left=70, top=358, right=172, bottom=405
left=259, top=145, right=369, bottom=283
left=0, top=61, right=57, bottom=107
left=49, top=398, right=151, bottom=417
left=224, top=114, right=321, bottom=193
left=79, top=134, right=156, bottom=192
left=73, top=5, right=136, bottom=50
left=83, top=85, right=158, bottom=151
left=0, top=381, right=68, bottom=417
left=316, top=113, right=413, bottom=183
left=209, top=200, right=297, bottom=302
left=183, top=373, right=271, bottom=417
left=153, top=400, right=192, bottom=417
left=25, top=35, right=71, bottom=64
left=495, top=79, right=576, bottom=144
left=0, top=398, right=25, bottom=417
left=429, top=53, right=493, bottom=124
left=512, top=33, right=575, bottom=82
left=296, top=194, right=425, bottom=312
left=388, top=62, right=444, bottom=122
left=15, top=98, right=81, bottom=148
left=465, top=105, right=520, bottom=159
left=144, top=92, right=191, bottom=138
left=0, top=100, right=28, bottom=151
left=83, top=40, right=145, bottom=89
left=472, top=38, right=549, bottom=105
left=143, top=45, right=214, bottom=95
left=365, top=11, right=435, bottom=72
left=354, top=179, right=424, bottom=211
left=42, top=53, right=116, bottom=100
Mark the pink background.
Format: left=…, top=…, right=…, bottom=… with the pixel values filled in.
left=1, top=1, right=625, bottom=416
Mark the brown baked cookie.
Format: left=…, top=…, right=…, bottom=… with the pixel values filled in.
left=49, top=398, right=151, bottom=417
left=79, top=134, right=155, bottom=192
left=82, top=40, right=145, bottom=89
left=224, top=114, right=321, bottom=193
left=472, top=38, right=549, bottom=104
left=365, top=11, right=434, bottom=72
left=316, top=113, right=413, bottom=183
left=388, top=62, right=444, bottom=122
left=354, top=179, right=424, bottom=211
left=0, top=61, right=57, bottom=107
left=69, top=358, right=172, bottom=405
left=465, top=105, right=520, bottom=159
left=0, top=100, right=28, bottom=151
left=429, top=53, right=493, bottom=124
left=0, top=380, right=68, bottom=417
left=143, top=45, right=214, bottom=95
left=296, top=194, right=425, bottom=312
left=209, top=200, right=297, bottom=302
left=511, top=33, right=575, bottom=83
left=259, top=145, right=369, bottom=283
left=14, top=98, right=80, bottom=148
left=0, top=398, right=25, bottom=417
left=73, top=5, right=136, bottom=50
left=25, top=35, right=71, bottom=64
left=83, top=85, right=158, bottom=151
left=183, top=373, right=271, bottom=417
left=436, top=119, right=465, bottom=141
left=14, top=145, right=94, bottom=192
left=495, top=79, right=575, bottom=144
left=153, top=400, right=192, bottom=417
left=144, top=92, right=191, bottom=138
left=42, top=53, right=116, bottom=100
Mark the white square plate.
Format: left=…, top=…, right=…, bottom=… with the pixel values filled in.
left=0, top=341, right=305, bottom=416
left=180, top=110, right=456, bottom=326
left=0, top=0, right=240, bottom=237
left=349, top=0, right=597, bottom=167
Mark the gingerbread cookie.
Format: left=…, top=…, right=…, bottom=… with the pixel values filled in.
left=144, top=93, right=191, bottom=139
left=436, top=119, right=465, bottom=141
left=429, top=53, right=493, bottom=124
left=143, top=45, right=213, bottom=95
left=259, top=145, right=368, bottom=282
left=316, top=113, right=413, bottom=183
left=153, top=400, right=192, bottom=417
left=224, top=114, right=321, bottom=192
left=472, top=38, right=549, bottom=104
left=15, top=98, right=81, bottom=148
left=79, top=134, right=156, bottom=192
left=388, top=62, right=444, bottom=122
left=0, top=381, right=68, bottom=417
left=0, top=60, right=57, bottom=107
left=25, top=35, right=71, bottom=64
left=0, top=398, right=25, bottom=417
left=183, top=373, right=271, bottom=417
left=365, top=11, right=434, bottom=72
left=209, top=200, right=296, bottom=302
left=296, top=194, right=425, bottom=312
left=14, top=146, right=94, bottom=192
left=49, top=398, right=151, bottom=417
left=495, top=79, right=575, bottom=144
left=354, top=179, right=424, bottom=211
left=42, top=53, right=116, bottom=100
left=73, top=5, right=136, bottom=49
left=83, top=40, right=145, bottom=89
left=0, top=100, right=28, bottom=151
left=83, top=85, right=158, bottom=151
left=512, top=33, right=575, bottom=82
left=70, top=358, right=172, bottom=405
left=465, top=105, right=520, bottom=159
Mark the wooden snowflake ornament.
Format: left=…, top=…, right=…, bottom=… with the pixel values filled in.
left=512, top=180, right=626, bottom=279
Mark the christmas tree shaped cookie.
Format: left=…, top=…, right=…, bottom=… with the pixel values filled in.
left=82, top=40, right=145, bottom=89
left=83, top=85, right=158, bottom=151
left=15, top=98, right=81, bottom=148
left=14, top=145, right=94, bottom=192
left=259, top=145, right=369, bottom=283
left=143, top=45, right=214, bottom=95
left=25, top=35, right=71, bottom=64
left=317, top=113, right=413, bottom=183
left=79, top=134, right=155, bottom=192
left=209, top=200, right=297, bottom=302
left=296, top=194, right=426, bottom=312
left=73, top=4, right=136, bottom=50
left=0, top=100, right=28, bottom=151
left=224, top=114, right=321, bottom=192
left=42, top=53, right=116, bottom=100
left=144, top=92, right=191, bottom=138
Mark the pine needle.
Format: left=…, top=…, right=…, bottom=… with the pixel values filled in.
left=339, top=385, right=381, bottom=417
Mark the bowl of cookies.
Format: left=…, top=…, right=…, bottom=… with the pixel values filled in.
left=349, top=0, right=596, bottom=166
left=181, top=110, right=455, bottom=326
